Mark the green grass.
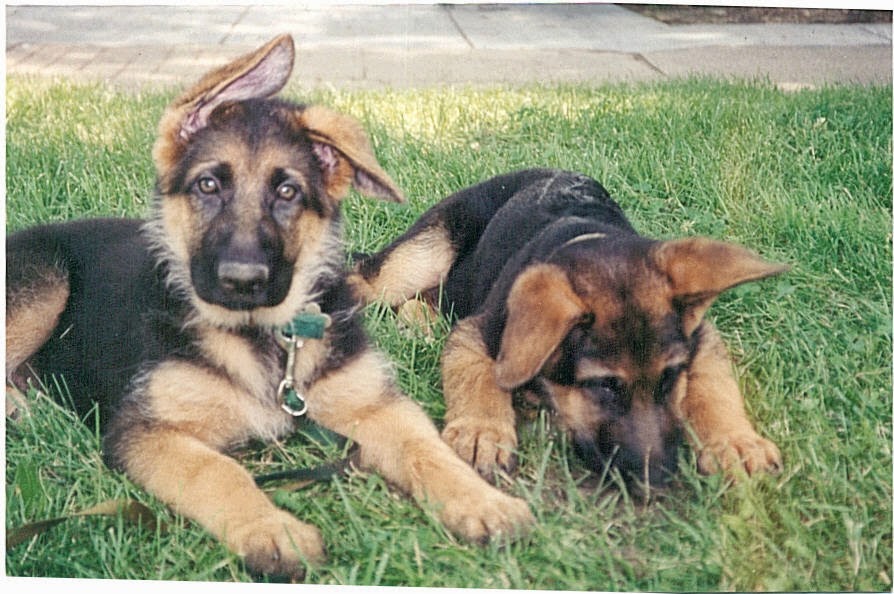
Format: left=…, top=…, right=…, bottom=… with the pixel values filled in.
left=5, top=76, right=891, bottom=590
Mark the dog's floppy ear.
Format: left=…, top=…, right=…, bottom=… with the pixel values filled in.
left=653, top=237, right=789, bottom=335
left=153, top=34, right=295, bottom=177
left=298, top=105, right=405, bottom=203
left=495, top=264, right=587, bottom=390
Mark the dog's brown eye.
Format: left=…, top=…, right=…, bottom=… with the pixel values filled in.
left=196, top=176, right=219, bottom=195
left=581, top=377, right=628, bottom=414
left=277, top=183, right=300, bottom=201
left=578, top=312, right=595, bottom=326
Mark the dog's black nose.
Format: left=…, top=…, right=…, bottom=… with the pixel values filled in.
left=574, top=429, right=679, bottom=489
left=217, top=261, right=270, bottom=295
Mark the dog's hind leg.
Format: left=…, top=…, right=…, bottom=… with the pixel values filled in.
left=350, top=220, right=456, bottom=308
left=6, top=273, right=69, bottom=373
left=5, top=236, right=70, bottom=416
left=349, top=220, right=456, bottom=332
left=350, top=170, right=556, bottom=308
left=306, top=347, right=533, bottom=542
left=439, top=315, right=519, bottom=478
left=676, top=321, right=782, bottom=478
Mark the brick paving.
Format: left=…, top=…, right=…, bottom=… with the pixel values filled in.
left=6, top=4, right=892, bottom=90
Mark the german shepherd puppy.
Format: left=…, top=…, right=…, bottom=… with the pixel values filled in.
left=352, top=168, right=787, bottom=487
left=5, top=35, right=532, bottom=579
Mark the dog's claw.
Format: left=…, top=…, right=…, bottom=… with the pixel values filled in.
left=228, top=509, right=325, bottom=581
left=442, top=418, right=518, bottom=479
left=435, top=478, right=534, bottom=542
left=697, top=432, right=782, bottom=478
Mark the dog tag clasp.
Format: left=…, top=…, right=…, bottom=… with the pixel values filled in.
left=276, top=332, right=308, bottom=417
left=275, top=303, right=330, bottom=417
left=279, top=384, right=308, bottom=417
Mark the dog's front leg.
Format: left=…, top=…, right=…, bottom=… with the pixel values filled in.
left=109, top=362, right=325, bottom=580
left=439, top=315, right=520, bottom=478
left=676, top=321, right=782, bottom=477
left=120, top=427, right=325, bottom=578
left=306, top=348, right=533, bottom=542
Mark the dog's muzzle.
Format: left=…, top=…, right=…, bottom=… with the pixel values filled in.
left=573, top=425, right=682, bottom=488
left=191, top=249, right=286, bottom=311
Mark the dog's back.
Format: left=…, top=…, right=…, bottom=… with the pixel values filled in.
left=352, top=168, right=635, bottom=319
left=442, top=169, right=634, bottom=318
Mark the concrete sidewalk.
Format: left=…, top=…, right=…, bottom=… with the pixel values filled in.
left=6, top=4, right=892, bottom=90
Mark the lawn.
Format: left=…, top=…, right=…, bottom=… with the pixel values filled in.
left=5, top=76, right=892, bottom=591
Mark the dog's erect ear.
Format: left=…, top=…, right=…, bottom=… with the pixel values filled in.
left=171, top=33, right=294, bottom=140
left=153, top=34, right=295, bottom=177
left=653, top=237, right=789, bottom=335
left=298, top=105, right=404, bottom=203
left=495, top=264, right=587, bottom=390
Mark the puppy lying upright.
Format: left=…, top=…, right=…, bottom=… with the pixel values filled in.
left=353, top=168, right=787, bottom=487
left=5, top=35, right=532, bottom=579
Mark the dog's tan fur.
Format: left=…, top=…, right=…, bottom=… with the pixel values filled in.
left=353, top=224, right=456, bottom=306
left=675, top=322, right=782, bottom=474
left=441, top=316, right=519, bottom=473
left=6, top=280, right=69, bottom=376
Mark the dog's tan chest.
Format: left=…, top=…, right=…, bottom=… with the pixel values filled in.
left=141, top=327, right=300, bottom=446
left=198, top=328, right=276, bottom=398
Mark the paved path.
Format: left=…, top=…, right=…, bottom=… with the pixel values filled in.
left=6, top=4, right=892, bottom=90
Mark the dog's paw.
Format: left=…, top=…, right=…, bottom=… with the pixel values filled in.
left=437, top=483, right=534, bottom=543
left=6, top=385, right=30, bottom=421
left=395, top=299, right=439, bottom=337
left=442, top=417, right=518, bottom=478
left=697, top=432, right=782, bottom=478
left=228, top=509, right=325, bottom=581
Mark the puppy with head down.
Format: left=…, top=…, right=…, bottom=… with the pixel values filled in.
left=353, top=168, right=787, bottom=487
